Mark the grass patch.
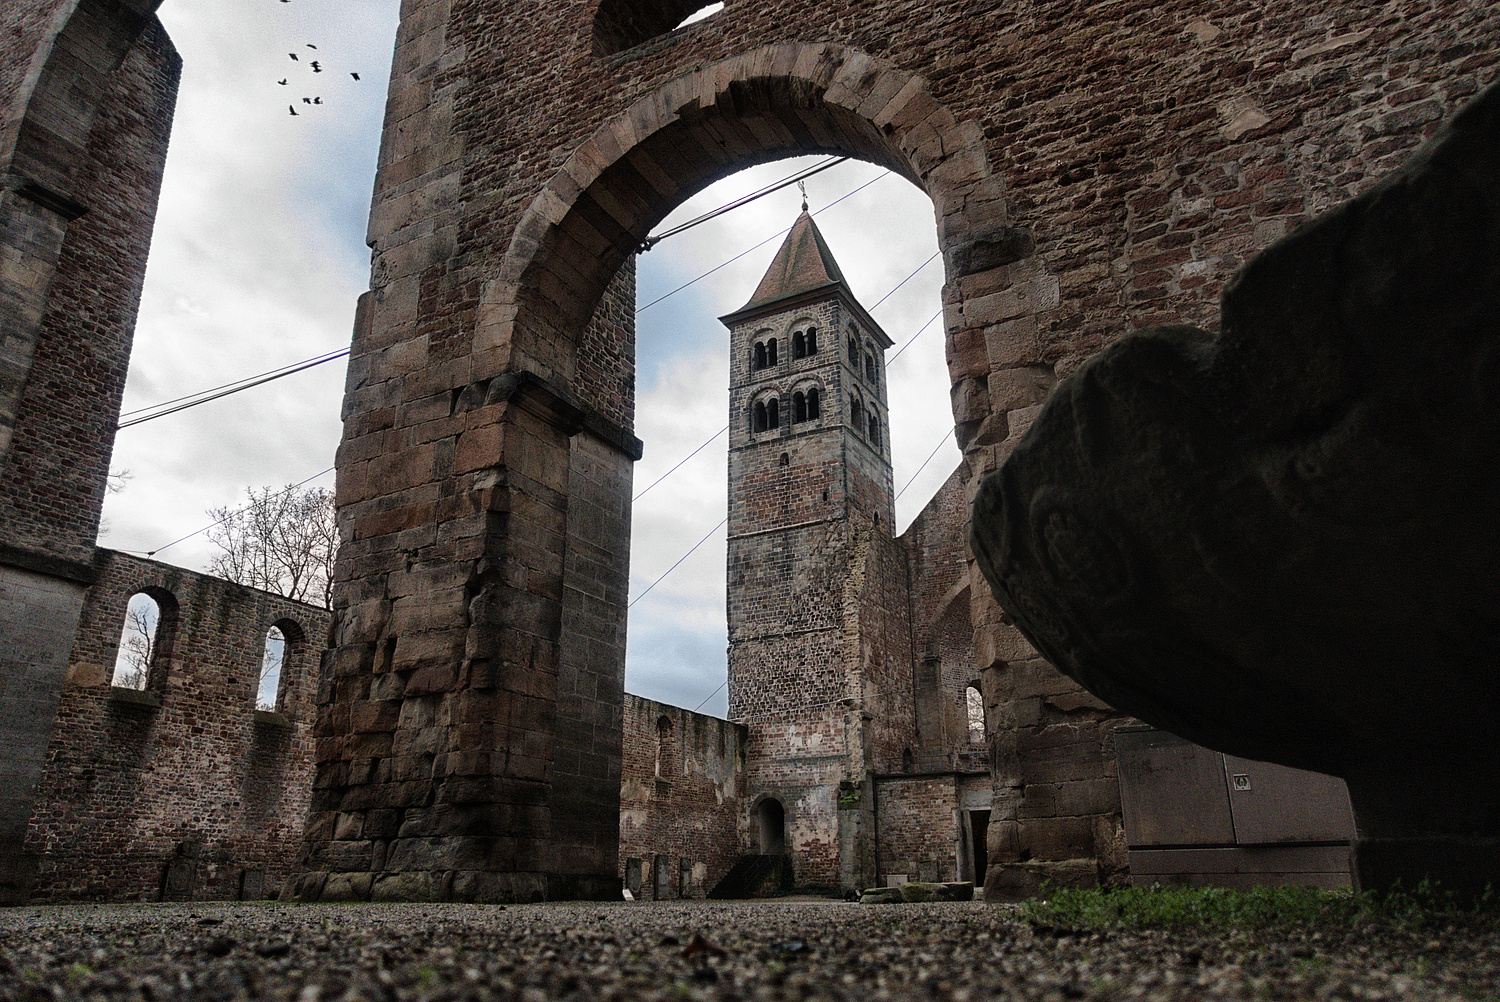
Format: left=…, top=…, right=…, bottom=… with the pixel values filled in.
left=1021, top=880, right=1500, bottom=932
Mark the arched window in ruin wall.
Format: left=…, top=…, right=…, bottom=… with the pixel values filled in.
left=257, top=617, right=306, bottom=712
left=110, top=588, right=177, bottom=692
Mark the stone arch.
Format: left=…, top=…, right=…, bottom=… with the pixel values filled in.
left=486, top=42, right=1003, bottom=392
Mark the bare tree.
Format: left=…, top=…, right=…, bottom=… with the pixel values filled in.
left=206, top=486, right=337, bottom=608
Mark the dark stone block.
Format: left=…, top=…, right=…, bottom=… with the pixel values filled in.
left=973, top=80, right=1500, bottom=900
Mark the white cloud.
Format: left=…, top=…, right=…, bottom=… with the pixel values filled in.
left=102, top=11, right=958, bottom=721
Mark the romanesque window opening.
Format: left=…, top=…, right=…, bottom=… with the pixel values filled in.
left=753, top=401, right=767, bottom=432
left=767, top=338, right=778, bottom=366
left=112, top=592, right=159, bottom=689
left=111, top=590, right=173, bottom=690
left=754, top=341, right=767, bottom=369
left=966, top=684, right=985, bottom=744
left=792, top=391, right=810, bottom=423
left=593, top=0, right=723, bottom=56
left=850, top=395, right=864, bottom=433
left=847, top=335, right=858, bottom=364
left=868, top=414, right=881, bottom=447
left=864, top=350, right=877, bottom=383
left=779, top=452, right=789, bottom=466
left=258, top=625, right=286, bottom=710
left=805, top=328, right=818, bottom=355
left=792, top=331, right=805, bottom=358
left=767, top=397, right=779, bottom=428
left=807, top=387, right=820, bottom=419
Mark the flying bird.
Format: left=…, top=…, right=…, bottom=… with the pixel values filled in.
left=313, top=97, right=323, bottom=105
left=278, top=79, right=287, bottom=85
left=288, top=53, right=297, bottom=60
left=302, top=97, right=312, bottom=104
left=350, top=72, right=360, bottom=81
left=288, top=105, right=297, bottom=116
left=307, top=44, right=318, bottom=49
left=310, top=61, right=322, bottom=72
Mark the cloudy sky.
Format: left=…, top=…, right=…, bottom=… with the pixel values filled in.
left=101, top=1, right=958, bottom=719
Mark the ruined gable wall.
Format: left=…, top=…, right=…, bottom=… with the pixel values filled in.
left=618, top=694, right=746, bottom=898
left=23, top=551, right=328, bottom=903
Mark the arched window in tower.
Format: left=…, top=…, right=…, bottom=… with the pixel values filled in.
left=850, top=395, right=864, bottom=434
left=792, top=391, right=807, bottom=424
left=753, top=401, right=768, bottom=432
left=868, top=413, right=881, bottom=447
left=767, top=338, right=778, bottom=366
left=806, top=328, right=818, bottom=355
left=966, top=684, right=985, bottom=744
left=807, top=387, right=820, bottom=419
left=792, top=330, right=805, bottom=359
left=754, top=341, right=767, bottom=370
left=847, top=334, right=858, bottom=364
left=864, top=350, right=876, bottom=383
left=767, top=397, right=779, bottom=429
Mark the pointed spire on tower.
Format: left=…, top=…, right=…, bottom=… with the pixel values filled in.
left=724, top=208, right=849, bottom=319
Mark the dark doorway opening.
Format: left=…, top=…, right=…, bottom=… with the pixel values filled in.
left=755, top=798, right=786, bottom=854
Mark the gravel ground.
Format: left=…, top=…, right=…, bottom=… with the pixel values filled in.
left=0, top=898, right=1495, bottom=1001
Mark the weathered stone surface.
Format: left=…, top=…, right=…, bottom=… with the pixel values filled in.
left=973, top=82, right=1500, bottom=900
left=859, top=886, right=903, bottom=904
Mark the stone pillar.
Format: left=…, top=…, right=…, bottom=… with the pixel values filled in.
left=294, top=374, right=636, bottom=902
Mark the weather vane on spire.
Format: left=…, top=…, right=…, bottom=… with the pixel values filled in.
left=798, top=179, right=808, bottom=212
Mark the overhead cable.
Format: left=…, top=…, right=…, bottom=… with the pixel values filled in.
left=118, top=349, right=349, bottom=429
left=639, top=156, right=849, bottom=251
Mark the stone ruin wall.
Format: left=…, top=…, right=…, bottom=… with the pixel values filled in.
left=23, top=551, right=329, bottom=903
left=0, top=10, right=179, bottom=902
left=3, top=0, right=1495, bottom=903
left=618, top=694, right=747, bottom=899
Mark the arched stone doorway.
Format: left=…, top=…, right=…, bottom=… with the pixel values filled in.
left=753, top=797, right=786, bottom=855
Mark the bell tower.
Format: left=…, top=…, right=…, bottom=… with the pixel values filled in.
left=720, top=208, right=894, bottom=890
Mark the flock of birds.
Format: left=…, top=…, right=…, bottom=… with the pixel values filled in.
left=282, top=40, right=362, bottom=116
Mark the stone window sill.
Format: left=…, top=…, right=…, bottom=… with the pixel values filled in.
left=109, top=685, right=161, bottom=708
left=254, top=709, right=293, bottom=729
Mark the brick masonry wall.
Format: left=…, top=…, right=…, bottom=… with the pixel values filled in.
left=23, top=551, right=329, bottom=903
left=618, top=694, right=747, bottom=899
left=877, top=775, right=959, bottom=885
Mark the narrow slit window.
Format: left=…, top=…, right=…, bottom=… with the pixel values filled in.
left=258, top=625, right=286, bottom=710
left=967, top=684, right=985, bottom=743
